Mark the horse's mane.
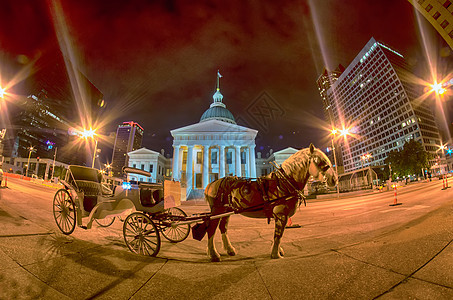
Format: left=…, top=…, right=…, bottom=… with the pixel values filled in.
left=280, top=148, right=310, bottom=176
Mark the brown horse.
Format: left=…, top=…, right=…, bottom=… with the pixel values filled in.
left=203, top=144, right=337, bottom=261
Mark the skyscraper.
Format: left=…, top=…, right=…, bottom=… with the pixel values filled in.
left=408, top=0, right=453, bottom=50
left=324, top=37, right=443, bottom=174
left=111, top=121, right=144, bottom=177
left=317, top=64, right=345, bottom=172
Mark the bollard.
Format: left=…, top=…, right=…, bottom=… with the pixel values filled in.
left=389, top=184, right=402, bottom=206
left=442, top=175, right=447, bottom=190
left=447, top=175, right=451, bottom=189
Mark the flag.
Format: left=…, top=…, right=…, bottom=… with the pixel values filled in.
left=217, top=70, right=222, bottom=78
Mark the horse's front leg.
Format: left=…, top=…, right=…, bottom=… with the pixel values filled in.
left=219, top=216, right=236, bottom=256
left=271, top=213, right=288, bottom=259
left=207, top=217, right=221, bottom=262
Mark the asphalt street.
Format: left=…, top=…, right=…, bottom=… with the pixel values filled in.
left=0, top=176, right=452, bottom=299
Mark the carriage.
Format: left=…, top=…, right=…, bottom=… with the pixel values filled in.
left=52, top=165, right=192, bottom=256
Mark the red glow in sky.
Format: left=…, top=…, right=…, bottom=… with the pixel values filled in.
left=0, top=0, right=451, bottom=156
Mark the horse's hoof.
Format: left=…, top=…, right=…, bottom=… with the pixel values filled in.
left=207, top=250, right=221, bottom=262
left=279, top=247, right=285, bottom=257
left=226, top=247, right=236, bottom=256
left=209, top=255, right=221, bottom=262
left=270, top=253, right=283, bottom=259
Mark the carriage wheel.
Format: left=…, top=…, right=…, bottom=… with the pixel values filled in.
left=53, top=189, right=76, bottom=235
left=161, top=207, right=190, bottom=243
left=123, top=212, right=161, bottom=256
left=95, top=217, right=115, bottom=227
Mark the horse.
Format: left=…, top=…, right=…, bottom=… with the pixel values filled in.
left=203, top=143, right=337, bottom=262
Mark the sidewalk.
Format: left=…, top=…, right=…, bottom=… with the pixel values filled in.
left=0, top=193, right=452, bottom=299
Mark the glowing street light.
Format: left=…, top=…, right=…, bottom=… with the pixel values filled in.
left=80, top=128, right=98, bottom=168
left=0, top=86, right=5, bottom=98
left=26, top=146, right=35, bottom=177
left=330, top=128, right=340, bottom=198
left=104, top=163, right=112, bottom=176
left=431, top=82, right=446, bottom=95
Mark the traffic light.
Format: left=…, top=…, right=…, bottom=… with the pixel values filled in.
left=37, top=157, right=40, bottom=162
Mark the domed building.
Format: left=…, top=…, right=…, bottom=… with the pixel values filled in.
left=170, top=72, right=258, bottom=199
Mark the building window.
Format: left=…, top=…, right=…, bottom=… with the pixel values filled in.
left=226, top=151, right=232, bottom=164
left=133, top=164, right=136, bottom=168
left=444, top=0, right=451, bottom=9
left=182, top=151, right=187, bottom=164
left=418, top=0, right=425, bottom=5
left=441, top=20, right=449, bottom=29
left=196, top=152, right=202, bottom=164
left=433, top=11, right=441, bottom=20
left=211, top=151, right=217, bottom=164
left=150, top=164, right=153, bottom=173
left=425, top=4, right=433, bottom=12
left=449, top=30, right=453, bottom=38
left=241, top=151, right=246, bottom=164
left=141, top=164, right=145, bottom=170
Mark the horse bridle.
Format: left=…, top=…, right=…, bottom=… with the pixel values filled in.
left=309, top=155, right=332, bottom=173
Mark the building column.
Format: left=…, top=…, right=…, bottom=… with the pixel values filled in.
left=250, top=145, right=256, bottom=178
left=172, top=145, right=181, bottom=181
left=219, top=145, right=225, bottom=178
left=44, top=162, right=50, bottom=180
left=235, top=145, right=241, bottom=177
left=186, top=145, right=194, bottom=191
left=203, top=145, right=209, bottom=188
left=245, top=146, right=250, bottom=178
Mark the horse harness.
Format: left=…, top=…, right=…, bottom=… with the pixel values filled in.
left=212, top=152, right=331, bottom=219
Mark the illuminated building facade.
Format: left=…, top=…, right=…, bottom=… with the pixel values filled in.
left=1, top=48, right=105, bottom=171
left=127, top=148, right=169, bottom=183
left=170, top=76, right=257, bottom=199
left=111, top=121, right=144, bottom=177
left=408, top=0, right=453, bottom=49
left=326, top=37, right=442, bottom=173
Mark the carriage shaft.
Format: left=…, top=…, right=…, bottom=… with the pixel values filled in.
left=170, top=211, right=235, bottom=228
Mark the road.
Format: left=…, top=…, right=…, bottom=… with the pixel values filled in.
left=0, top=177, right=452, bottom=299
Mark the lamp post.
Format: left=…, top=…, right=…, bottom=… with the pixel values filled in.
left=330, top=129, right=340, bottom=198
left=51, top=147, right=57, bottom=180
left=26, top=146, right=35, bottom=177
left=361, top=153, right=373, bottom=189
left=80, top=128, right=98, bottom=168
left=105, top=163, right=112, bottom=177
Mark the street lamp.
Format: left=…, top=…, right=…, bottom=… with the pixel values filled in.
left=26, top=146, right=35, bottom=177
left=104, top=163, right=112, bottom=177
left=361, top=153, right=373, bottom=189
left=80, top=128, right=98, bottom=168
left=330, top=129, right=341, bottom=198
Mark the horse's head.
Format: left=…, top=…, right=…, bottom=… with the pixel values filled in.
left=307, top=143, right=337, bottom=188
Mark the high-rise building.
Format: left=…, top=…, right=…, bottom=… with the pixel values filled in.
left=317, top=64, right=345, bottom=172
left=0, top=48, right=105, bottom=166
left=408, top=0, right=453, bottom=49
left=111, top=121, right=144, bottom=177
left=317, top=64, right=345, bottom=125
left=325, top=37, right=443, bottom=173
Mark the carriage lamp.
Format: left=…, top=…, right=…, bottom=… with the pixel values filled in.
left=122, top=182, right=132, bottom=190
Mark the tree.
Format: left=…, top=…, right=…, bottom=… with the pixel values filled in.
left=385, top=140, right=431, bottom=180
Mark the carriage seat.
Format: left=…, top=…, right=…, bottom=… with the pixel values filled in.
left=67, top=166, right=105, bottom=212
left=138, top=182, right=164, bottom=207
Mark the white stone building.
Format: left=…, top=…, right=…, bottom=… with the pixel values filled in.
left=170, top=74, right=258, bottom=198
left=127, top=148, right=168, bottom=183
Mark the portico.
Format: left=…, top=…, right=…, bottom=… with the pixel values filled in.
left=170, top=71, right=258, bottom=198
left=171, top=120, right=257, bottom=196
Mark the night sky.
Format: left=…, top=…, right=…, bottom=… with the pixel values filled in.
left=1, top=0, right=451, bottom=160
